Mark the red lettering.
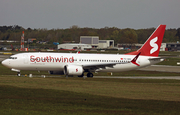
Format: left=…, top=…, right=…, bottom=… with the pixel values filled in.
left=36, top=57, right=40, bottom=62
left=61, top=56, right=63, bottom=62
left=30, top=55, right=35, bottom=62
left=29, top=55, right=74, bottom=63
left=64, top=57, right=68, bottom=62
left=54, top=57, right=61, bottom=62
left=46, top=56, right=49, bottom=62
left=41, top=57, right=46, bottom=62
left=50, top=56, right=54, bottom=62
left=69, top=56, right=74, bottom=63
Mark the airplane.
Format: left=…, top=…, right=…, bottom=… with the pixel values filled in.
left=1, top=25, right=166, bottom=77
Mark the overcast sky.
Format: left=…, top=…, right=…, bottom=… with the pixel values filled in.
left=0, top=0, right=180, bottom=29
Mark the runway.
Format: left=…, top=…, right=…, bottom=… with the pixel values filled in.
left=138, top=65, right=180, bottom=73
left=6, top=75, right=180, bottom=80
left=94, top=76, right=180, bottom=80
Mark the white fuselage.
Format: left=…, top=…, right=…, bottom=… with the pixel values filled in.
left=2, top=52, right=162, bottom=73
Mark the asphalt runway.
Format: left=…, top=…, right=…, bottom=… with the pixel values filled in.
left=94, top=76, right=180, bottom=80
left=10, top=75, right=180, bottom=80
left=17, top=75, right=180, bottom=80
left=138, top=65, right=180, bottom=73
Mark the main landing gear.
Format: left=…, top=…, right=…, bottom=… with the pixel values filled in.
left=78, top=72, right=93, bottom=78
left=87, top=72, right=93, bottom=78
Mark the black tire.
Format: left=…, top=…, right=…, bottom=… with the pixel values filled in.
left=17, top=73, right=21, bottom=77
left=87, top=73, right=93, bottom=78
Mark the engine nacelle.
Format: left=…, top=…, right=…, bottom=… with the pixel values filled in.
left=48, top=71, right=64, bottom=75
left=64, top=65, right=83, bottom=76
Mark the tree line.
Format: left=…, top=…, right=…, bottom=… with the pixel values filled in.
left=0, top=25, right=180, bottom=45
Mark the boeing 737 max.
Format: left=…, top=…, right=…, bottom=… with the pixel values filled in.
left=2, top=25, right=166, bottom=77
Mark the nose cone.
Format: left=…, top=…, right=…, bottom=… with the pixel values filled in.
left=1, top=59, right=9, bottom=67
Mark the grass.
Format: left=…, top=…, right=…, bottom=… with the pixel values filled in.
left=0, top=76, right=180, bottom=115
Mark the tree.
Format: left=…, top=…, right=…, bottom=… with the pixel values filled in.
left=121, top=29, right=137, bottom=44
left=80, top=28, right=89, bottom=36
left=176, top=28, right=180, bottom=40
left=110, top=30, right=120, bottom=44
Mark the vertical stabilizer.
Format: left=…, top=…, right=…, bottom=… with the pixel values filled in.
left=126, top=25, right=166, bottom=57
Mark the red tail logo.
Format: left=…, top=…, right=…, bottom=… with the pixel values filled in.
left=126, top=25, right=166, bottom=57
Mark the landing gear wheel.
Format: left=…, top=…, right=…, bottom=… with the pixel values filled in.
left=17, top=72, right=21, bottom=77
left=87, top=73, right=93, bottom=78
left=78, top=73, right=84, bottom=77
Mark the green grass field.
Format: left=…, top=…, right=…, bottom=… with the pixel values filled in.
left=0, top=76, right=180, bottom=115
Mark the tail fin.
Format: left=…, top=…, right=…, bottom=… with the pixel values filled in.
left=126, top=25, right=166, bottom=57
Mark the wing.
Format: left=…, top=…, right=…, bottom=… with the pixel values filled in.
left=82, top=62, right=130, bottom=72
left=81, top=52, right=141, bottom=72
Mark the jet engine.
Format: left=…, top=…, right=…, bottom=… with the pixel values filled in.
left=64, top=65, right=84, bottom=76
left=48, top=71, right=64, bottom=75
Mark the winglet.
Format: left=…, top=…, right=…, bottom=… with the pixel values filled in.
left=131, top=52, right=141, bottom=66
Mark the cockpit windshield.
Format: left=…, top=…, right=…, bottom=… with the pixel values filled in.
left=9, top=57, right=17, bottom=59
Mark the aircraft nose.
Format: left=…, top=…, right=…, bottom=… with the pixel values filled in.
left=1, top=59, right=9, bottom=67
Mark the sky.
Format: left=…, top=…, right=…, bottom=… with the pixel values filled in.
left=0, top=0, right=180, bottom=29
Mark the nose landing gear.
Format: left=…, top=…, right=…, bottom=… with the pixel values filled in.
left=17, top=72, right=21, bottom=77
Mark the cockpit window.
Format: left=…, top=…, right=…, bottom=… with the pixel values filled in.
left=9, top=57, right=17, bottom=59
